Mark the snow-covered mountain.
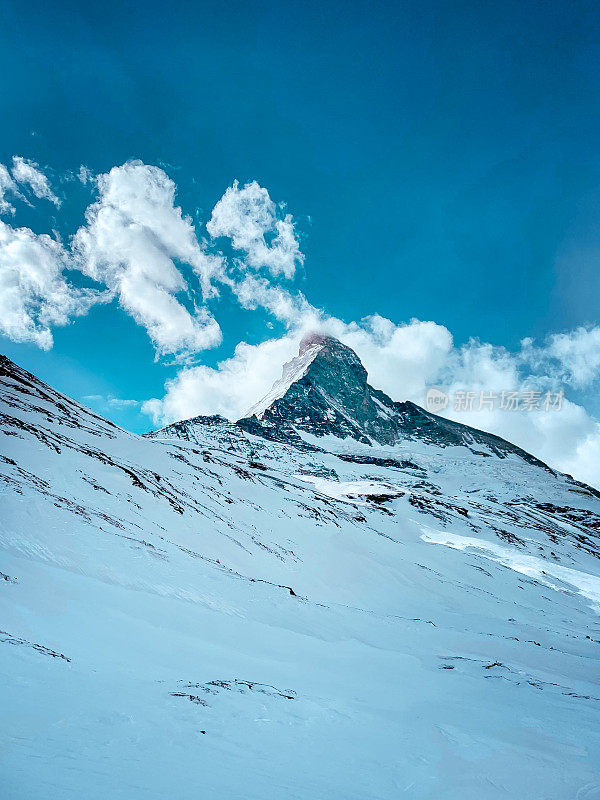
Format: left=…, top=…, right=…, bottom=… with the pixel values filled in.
left=237, top=333, right=556, bottom=467
left=2, top=340, right=600, bottom=799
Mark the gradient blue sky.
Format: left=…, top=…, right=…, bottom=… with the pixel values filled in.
left=1, top=0, right=600, bottom=435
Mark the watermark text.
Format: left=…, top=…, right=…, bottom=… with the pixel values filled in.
left=425, top=388, right=563, bottom=414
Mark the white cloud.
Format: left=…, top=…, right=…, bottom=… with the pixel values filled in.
left=0, top=220, right=103, bottom=349
left=557, top=422, right=600, bottom=489
left=331, top=315, right=454, bottom=402
left=434, top=338, right=600, bottom=488
left=1, top=166, right=308, bottom=358
left=0, top=164, right=22, bottom=216
left=521, top=326, right=600, bottom=389
left=207, top=180, right=304, bottom=279
left=78, top=165, right=94, bottom=186
left=84, top=394, right=140, bottom=410
left=231, top=274, right=314, bottom=324
left=73, top=161, right=224, bottom=359
left=11, top=157, right=61, bottom=208
left=143, top=335, right=301, bottom=425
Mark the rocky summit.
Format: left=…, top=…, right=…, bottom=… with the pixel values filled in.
left=237, top=334, right=555, bottom=469
left=2, top=345, right=600, bottom=800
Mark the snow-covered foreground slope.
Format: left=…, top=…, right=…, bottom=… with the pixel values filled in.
left=1, top=352, right=600, bottom=799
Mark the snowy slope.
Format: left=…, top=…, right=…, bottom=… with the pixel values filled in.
left=1, top=351, right=600, bottom=799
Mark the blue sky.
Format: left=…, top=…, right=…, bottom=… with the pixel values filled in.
left=1, top=0, right=600, bottom=484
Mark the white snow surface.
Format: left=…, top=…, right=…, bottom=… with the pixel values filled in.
left=295, top=475, right=403, bottom=504
left=1, top=357, right=600, bottom=799
left=421, top=527, right=600, bottom=613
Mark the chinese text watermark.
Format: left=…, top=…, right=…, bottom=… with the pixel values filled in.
left=425, top=388, right=563, bottom=414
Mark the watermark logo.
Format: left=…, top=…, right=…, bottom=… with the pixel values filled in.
left=426, top=387, right=449, bottom=413
left=425, top=388, right=563, bottom=413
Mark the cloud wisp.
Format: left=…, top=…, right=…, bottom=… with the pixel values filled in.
left=84, top=394, right=141, bottom=410
left=0, top=164, right=22, bottom=216
left=11, top=157, right=61, bottom=208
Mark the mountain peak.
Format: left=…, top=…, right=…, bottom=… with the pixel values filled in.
left=298, top=332, right=352, bottom=356
left=243, top=333, right=365, bottom=420
left=239, top=332, right=393, bottom=445
left=299, top=332, right=366, bottom=374
left=298, top=331, right=332, bottom=354
left=237, top=334, right=556, bottom=469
